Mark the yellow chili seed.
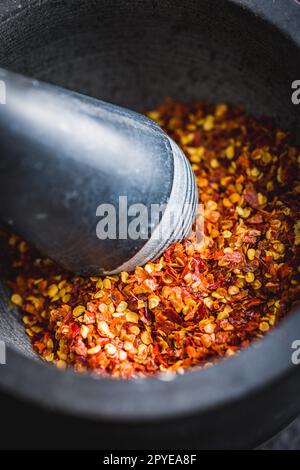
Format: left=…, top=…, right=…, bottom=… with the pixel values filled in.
left=217, top=311, right=229, bottom=321
left=62, top=294, right=71, bottom=303
left=87, top=345, right=101, bottom=355
left=137, top=300, right=145, bottom=309
left=141, top=331, right=152, bottom=345
left=247, top=248, right=256, bottom=260
left=230, top=193, right=240, bottom=203
left=148, top=296, right=160, bottom=309
left=48, top=284, right=58, bottom=297
left=236, top=278, right=245, bottom=289
left=210, top=158, right=219, bottom=169
left=200, top=334, right=212, bottom=348
left=98, top=303, right=108, bottom=313
left=223, top=198, right=232, bottom=208
left=144, top=263, right=153, bottom=274
left=215, top=103, right=228, bottom=116
left=103, top=279, right=111, bottom=289
left=262, top=152, right=272, bottom=165
left=207, top=200, right=218, bottom=210
left=80, top=325, right=89, bottom=339
left=273, top=242, right=285, bottom=254
left=118, top=350, right=127, bottom=361
left=259, top=321, right=269, bottom=332
left=105, top=343, right=117, bottom=356
left=245, top=272, right=255, bottom=283
left=237, top=207, right=251, bottom=218
left=57, top=351, right=67, bottom=361
left=225, top=145, right=235, bottom=159
left=73, top=305, right=85, bottom=318
left=253, top=279, right=262, bottom=290
left=108, top=302, right=115, bottom=314
left=98, top=320, right=114, bottom=338
left=228, top=285, right=240, bottom=296
left=44, top=353, right=54, bottom=362
left=121, top=272, right=129, bottom=283
left=138, top=344, right=148, bottom=356
left=129, top=325, right=140, bottom=335
left=203, top=115, right=214, bottom=131
left=94, top=291, right=104, bottom=299
left=123, top=341, right=134, bottom=352
left=204, top=323, right=215, bottom=334
left=116, top=301, right=128, bottom=312
left=222, top=230, right=232, bottom=238
left=32, top=326, right=43, bottom=334
left=19, top=241, right=27, bottom=253
left=11, top=293, right=23, bottom=306
left=251, top=167, right=260, bottom=177
left=125, top=311, right=139, bottom=323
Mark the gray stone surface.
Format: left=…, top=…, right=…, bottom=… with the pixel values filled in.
left=261, top=418, right=300, bottom=450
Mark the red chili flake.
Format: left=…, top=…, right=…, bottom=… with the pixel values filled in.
left=163, top=308, right=183, bottom=325
left=244, top=186, right=259, bottom=208
left=2, top=99, right=300, bottom=378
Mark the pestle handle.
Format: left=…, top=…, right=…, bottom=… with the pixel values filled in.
left=0, top=69, right=197, bottom=275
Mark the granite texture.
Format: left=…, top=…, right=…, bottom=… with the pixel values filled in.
left=261, top=418, right=300, bottom=450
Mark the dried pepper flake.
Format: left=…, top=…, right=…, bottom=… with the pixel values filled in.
left=2, top=99, right=300, bottom=378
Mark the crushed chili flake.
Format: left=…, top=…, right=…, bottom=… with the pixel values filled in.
left=2, top=99, right=300, bottom=378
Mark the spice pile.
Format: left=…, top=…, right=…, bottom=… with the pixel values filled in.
left=3, top=99, right=300, bottom=378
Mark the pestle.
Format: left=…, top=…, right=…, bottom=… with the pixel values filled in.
left=0, top=68, right=197, bottom=275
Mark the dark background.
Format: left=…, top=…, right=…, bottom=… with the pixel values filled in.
left=0, top=387, right=299, bottom=450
